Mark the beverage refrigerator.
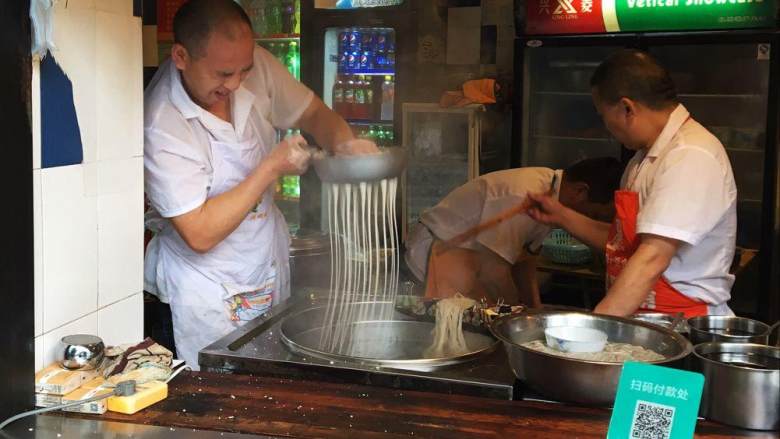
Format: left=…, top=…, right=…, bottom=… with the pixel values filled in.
left=513, top=2, right=780, bottom=321
left=240, top=0, right=305, bottom=230
left=298, top=0, right=417, bottom=231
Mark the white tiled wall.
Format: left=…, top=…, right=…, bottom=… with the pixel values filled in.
left=33, top=0, right=143, bottom=370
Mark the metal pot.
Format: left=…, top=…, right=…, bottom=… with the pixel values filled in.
left=632, top=312, right=689, bottom=334
left=289, top=228, right=331, bottom=295
left=688, top=316, right=771, bottom=345
left=490, top=312, right=692, bottom=406
left=59, top=334, right=105, bottom=370
left=693, top=342, right=780, bottom=430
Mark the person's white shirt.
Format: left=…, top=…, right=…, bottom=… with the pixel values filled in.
left=405, top=168, right=561, bottom=281
left=143, top=46, right=313, bottom=302
left=145, top=46, right=313, bottom=219
left=622, top=104, right=737, bottom=315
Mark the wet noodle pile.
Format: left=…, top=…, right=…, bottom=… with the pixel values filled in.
left=424, top=295, right=477, bottom=358
left=521, top=340, right=665, bottom=363
left=318, top=178, right=400, bottom=357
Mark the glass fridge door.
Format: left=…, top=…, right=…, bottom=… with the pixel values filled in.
left=323, top=26, right=396, bottom=145
left=649, top=43, right=770, bottom=251
left=401, top=104, right=479, bottom=240
left=243, top=0, right=303, bottom=231
left=522, top=46, right=624, bottom=169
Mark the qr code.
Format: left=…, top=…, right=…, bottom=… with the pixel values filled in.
left=630, top=400, right=675, bottom=439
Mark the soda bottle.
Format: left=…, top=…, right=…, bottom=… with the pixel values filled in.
left=266, top=0, right=282, bottom=36
left=338, top=31, right=349, bottom=54
left=365, top=76, right=374, bottom=119
left=354, top=76, right=366, bottom=120
left=386, top=127, right=394, bottom=145
left=375, top=31, right=386, bottom=52
left=294, top=0, right=301, bottom=35
left=332, top=76, right=344, bottom=114
left=348, top=30, right=362, bottom=52
left=376, top=125, right=386, bottom=146
left=286, top=41, right=300, bottom=79
left=344, top=79, right=355, bottom=119
left=367, top=125, right=377, bottom=141
left=347, top=52, right=358, bottom=71
left=266, top=42, right=277, bottom=59
left=281, top=0, right=297, bottom=35
left=243, top=0, right=266, bottom=37
left=380, top=75, right=394, bottom=121
left=360, top=50, right=372, bottom=71
left=361, top=32, right=374, bottom=53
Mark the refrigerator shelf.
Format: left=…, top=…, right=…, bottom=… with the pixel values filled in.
left=347, top=120, right=394, bottom=125
left=532, top=91, right=764, bottom=99
left=532, top=134, right=613, bottom=142
left=678, top=93, right=764, bottom=99
left=256, top=35, right=301, bottom=42
left=534, top=91, right=591, bottom=96
left=337, top=69, right=396, bottom=76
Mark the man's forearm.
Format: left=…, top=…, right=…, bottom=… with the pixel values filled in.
left=560, top=208, right=611, bottom=251
left=296, top=98, right=354, bottom=151
left=594, top=238, right=676, bottom=316
left=171, top=160, right=279, bottom=253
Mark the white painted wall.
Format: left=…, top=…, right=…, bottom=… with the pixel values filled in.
left=32, top=0, right=144, bottom=371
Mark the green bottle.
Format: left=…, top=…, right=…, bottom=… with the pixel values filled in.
left=286, top=41, right=300, bottom=79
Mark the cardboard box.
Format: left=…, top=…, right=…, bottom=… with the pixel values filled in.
left=35, top=363, right=99, bottom=395
left=62, top=385, right=114, bottom=415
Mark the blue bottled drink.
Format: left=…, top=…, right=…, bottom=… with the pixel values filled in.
left=348, top=30, right=362, bottom=52
left=338, top=32, right=349, bottom=54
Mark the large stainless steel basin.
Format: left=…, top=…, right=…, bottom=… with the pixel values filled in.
left=490, top=311, right=693, bottom=406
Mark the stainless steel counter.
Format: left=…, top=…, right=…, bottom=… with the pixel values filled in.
left=199, top=291, right=518, bottom=400
left=0, top=414, right=277, bottom=439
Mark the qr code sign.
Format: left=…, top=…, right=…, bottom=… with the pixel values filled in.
left=630, top=400, right=675, bottom=439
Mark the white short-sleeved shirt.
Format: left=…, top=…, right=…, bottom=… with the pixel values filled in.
left=621, top=105, right=737, bottom=315
left=422, top=168, right=561, bottom=263
left=144, top=46, right=314, bottom=219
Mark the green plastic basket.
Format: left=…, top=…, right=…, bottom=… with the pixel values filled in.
left=541, top=229, right=592, bottom=265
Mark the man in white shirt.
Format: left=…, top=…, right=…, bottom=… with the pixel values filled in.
left=405, top=158, right=623, bottom=306
left=144, top=0, right=376, bottom=368
left=529, top=49, right=737, bottom=317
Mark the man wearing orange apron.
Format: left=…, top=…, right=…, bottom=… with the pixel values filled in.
left=529, top=50, right=737, bottom=317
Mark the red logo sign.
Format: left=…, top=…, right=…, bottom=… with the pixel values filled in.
left=526, top=0, right=606, bottom=35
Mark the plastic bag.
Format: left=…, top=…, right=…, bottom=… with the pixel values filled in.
left=30, top=0, right=57, bottom=58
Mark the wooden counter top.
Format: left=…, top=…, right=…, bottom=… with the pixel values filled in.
left=61, top=371, right=775, bottom=438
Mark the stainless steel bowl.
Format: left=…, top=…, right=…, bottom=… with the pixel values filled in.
left=59, top=334, right=105, bottom=370
left=693, top=342, right=779, bottom=430
left=688, top=316, right=771, bottom=345
left=632, top=312, right=689, bottom=333
left=312, top=147, right=407, bottom=183
left=490, top=311, right=692, bottom=406
left=280, top=301, right=498, bottom=372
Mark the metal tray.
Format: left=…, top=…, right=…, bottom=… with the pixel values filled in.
left=280, top=302, right=498, bottom=372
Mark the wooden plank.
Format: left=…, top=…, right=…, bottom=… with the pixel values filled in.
left=61, top=372, right=775, bottom=438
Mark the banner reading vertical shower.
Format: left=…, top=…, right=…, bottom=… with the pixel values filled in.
left=526, top=0, right=776, bottom=34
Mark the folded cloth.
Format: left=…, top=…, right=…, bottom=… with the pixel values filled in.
left=102, top=338, right=173, bottom=382
left=439, top=79, right=498, bottom=108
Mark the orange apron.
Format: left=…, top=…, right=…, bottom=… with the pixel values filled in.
left=606, top=190, right=708, bottom=318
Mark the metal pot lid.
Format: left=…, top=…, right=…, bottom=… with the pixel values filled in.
left=290, top=228, right=330, bottom=253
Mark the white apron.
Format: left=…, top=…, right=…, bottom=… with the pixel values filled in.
left=145, top=117, right=290, bottom=370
